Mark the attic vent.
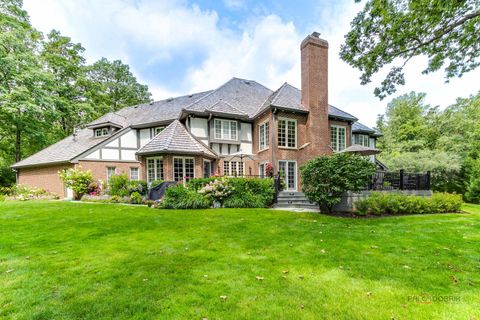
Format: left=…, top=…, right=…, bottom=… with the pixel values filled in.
left=167, top=97, right=174, bottom=102
left=188, top=94, right=193, bottom=98
left=243, top=80, right=251, bottom=85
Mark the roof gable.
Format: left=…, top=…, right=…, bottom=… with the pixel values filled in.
left=136, top=120, right=217, bottom=158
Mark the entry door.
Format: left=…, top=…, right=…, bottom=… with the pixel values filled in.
left=279, top=160, right=297, bottom=191
left=203, top=160, right=212, bottom=178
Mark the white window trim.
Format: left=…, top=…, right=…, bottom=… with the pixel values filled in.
left=95, top=127, right=109, bottom=137
left=129, top=167, right=140, bottom=181
left=203, top=159, right=212, bottom=178
left=106, top=166, right=116, bottom=183
left=214, top=119, right=238, bottom=141
left=173, top=156, right=195, bottom=180
left=331, top=125, right=347, bottom=152
left=259, top=161, right=267, bottom=178
left=278, top=160, right=297, bottom=191
left=258, top=121, right=269, bottom=151
left=223, top=160, right=244, bottom=176
left=146, top=156, right=163, bottom=184
left=278, top=117, right=297, bottom=149
left=355, top=134, right=370, bottom=147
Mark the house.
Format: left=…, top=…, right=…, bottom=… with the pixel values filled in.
left=12, top=32, right=381, bottom=197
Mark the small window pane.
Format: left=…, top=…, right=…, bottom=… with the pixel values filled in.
left=107, top=167, right=116, bottom=183
left=287, top=120, right=296, bottom=147
left=215, top=120, right=222, bottom=139
left=130, top=168, right=139, bottom=180
left=278, top=120, right=286, bottom=147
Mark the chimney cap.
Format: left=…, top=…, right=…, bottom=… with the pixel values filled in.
left=312, top=31, right=320, bottom=38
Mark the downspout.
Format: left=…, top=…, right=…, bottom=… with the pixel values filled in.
left=271, top=107, right=277, bottom=173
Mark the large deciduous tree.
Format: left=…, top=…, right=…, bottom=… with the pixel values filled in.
left=341, top=0, right=480, bottom=99
left=84, top=58, right=152, bottom=117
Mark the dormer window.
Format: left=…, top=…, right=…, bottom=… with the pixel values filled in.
left=154, top=126, right=165, bottom=136
left=94, top=127, right=109, bottom=137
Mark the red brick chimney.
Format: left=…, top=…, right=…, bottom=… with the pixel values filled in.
left=300, top=32, right=331, bottom=156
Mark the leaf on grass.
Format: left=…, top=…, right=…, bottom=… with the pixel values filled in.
left=5, top=269, right=14, bottom=274
left=450, top=275, right=458, bottom=285
left=299, top=275, right=304, bottom=279
left=366, top=291, right=372, bottom=296
left=370, top=245, right=379, bottom=249
left=203, top=275, right=208, bottom=278
left=255, top=276, right=264, bottom=281
left=403, top=265, right=411, bottom=269
left=219, top=295, right=228, bottom=300
left=143, top=278, right=148, bottom=282
left=299, top=304, right=304, bottom=309
left=282, top=270, right=289, bottom=274
left=320, top=249, right=326, bottom=254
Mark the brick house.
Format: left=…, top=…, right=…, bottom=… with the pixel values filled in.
left=12, top=33, right=381, bottom=197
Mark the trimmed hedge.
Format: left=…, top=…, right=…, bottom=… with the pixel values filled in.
left=160, top=184, right=212, bottom=209
left=355, top=192, right=463, bottom=215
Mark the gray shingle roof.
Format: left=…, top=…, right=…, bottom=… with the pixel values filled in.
left=184, top=78, right=273, bottom=118
left=328, top=105, right=358, bottom=121
left=87, top=112, right=127, bottom=128
left=136, top=120, right=217, bottom=158
left=207, top=101, right=248, bottom=118
left=352, top=122, right=375, bottom=133
left=11, top=128, right=111, bottom=168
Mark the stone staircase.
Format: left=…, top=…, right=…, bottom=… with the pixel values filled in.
left=274, top=191, right=318, bottom=209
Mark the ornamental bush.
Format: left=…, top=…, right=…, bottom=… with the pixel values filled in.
left=301, top=153, right=377, bottom=212
left=128, top=180, right=148, bottom=196
left=355, top=192, right=463, bottom=215
left=160, top=184, right=211, bottom=209
left=59, top=167, right=94, bottom=200
left=108, top=173, right=129, bottom=197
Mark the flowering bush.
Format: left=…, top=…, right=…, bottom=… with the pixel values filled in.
left=198, top=178, right=233, bottom=205
left=87, top=181, right=102, bottom=196
left=265, top=163, right=274, bottom=177
left=59, top=167, right=94, bottom=200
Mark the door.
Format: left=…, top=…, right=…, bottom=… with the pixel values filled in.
left=278, top=160, right=297, bottom=191
left=203, top=160, right=212, bottom=178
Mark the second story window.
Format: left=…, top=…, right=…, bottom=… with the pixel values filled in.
left=154, top=126, right=165, bottom=136
left=95, top=127, right=109, bottom=137
left=331, top=125, right=346, bottom=152
left=214, top=119, right=237, bottom=141
left=278, top=118, right=296, bottom=148
left=354, top=134, right=370, bottom=147
left=259, top=122, right=269, bottom=150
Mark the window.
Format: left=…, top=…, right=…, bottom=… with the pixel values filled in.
left=146, top=157, right=164, bottom=184
left=259, top=122, right=269, bottom=150
left=173, top=157, right=195, bottom=182
left=331, top=126, right=346, bottom=152
left=278, top=160, right=297, bottom=190
left=95, top=127, right=109, bottom=137
left=106, top=167, right=116, bottom=183
left=278, top=118, right=296, bottom=148
left=130, top=167, right=139, bottom=181
left=354, top=134, right=370, bottom=147
left=259, top=163, right=265, bottom=178
left=154, top=126, right=165, bottom=136
left=223, top=161, right=244, bottom=176
left=214, top=119, right=238, bottom=140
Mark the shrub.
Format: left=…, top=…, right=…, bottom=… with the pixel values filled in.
left=150, top=179, right=164, bottom=188
left=128, top=180, right=148, bottom=196
left=198, top=178, right=233, bottom=205
left=108, top=173, right=129, bottom=197
left=87, top=181, right=102, bottom=195
left=160, top=184, right=211, bottom=209
left=227, top=177, right=275, bottom=207
left=186, top=177, right=217, bottom=191
left=223, top=192, right=263, bottom=208
left=59, top=167, right=94, bottom=200
left=130, top=191, right=143, bottom=204
left=0, top=194, right=5, bottom=202
left=355, top=192, right=462, bottom=215
left=301, top=154, right=376, bottom=212
left=81, top=194, right=112, bottom=203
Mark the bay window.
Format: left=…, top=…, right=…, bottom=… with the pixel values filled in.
left=147, top=157, right=164, bottom=184
left=173, top=157, right=195, bottom=181
left=354, top=134, right=370, bottom=147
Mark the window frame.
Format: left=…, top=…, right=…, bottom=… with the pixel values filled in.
left=94, top=127, right=110, bottom=137
left=277, top=117, right=297, bottom=149
left=129, top=167, right=140, bottom=181
left=214, top=119, right=238, bottom=141
left=106, top=166, right=116, bottom=183
left=173, top=156, right=195, bottom=182
left=258, top=121, right=269, bottom=151
left=354, top=134, right=370, bottom=147
left=330, top=125, right=347, bottom=152
left=223, top=160, right=244, bottom=177
left=146, top=156, right=164, bottom=184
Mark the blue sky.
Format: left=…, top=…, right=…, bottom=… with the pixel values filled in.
left=23, top=0, right=480, bottom=126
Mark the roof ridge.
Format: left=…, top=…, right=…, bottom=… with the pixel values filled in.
left=183, top=78, right=235, bottom=111
left=270, top=82, right=289, bottom=106
left=209, top=100, right=247, bottom=115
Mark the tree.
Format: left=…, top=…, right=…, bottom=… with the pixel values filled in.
left=341, top=0, right=480, bottom=99
left=83, top=58, right=152, bottom=117
left=41, top=30, right=91, bottom=137
left=301, top=154, right=376, bottom=213
left=0, top=0, right=53, bottom=164
left=376, top=92, right=439, bottom=153
left=58, top=167, right=93, bottom=200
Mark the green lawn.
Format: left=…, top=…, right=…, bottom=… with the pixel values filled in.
left=1, top=202, right=480, bottom=319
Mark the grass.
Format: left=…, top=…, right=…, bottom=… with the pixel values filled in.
left=1, top=201, right=480, bottom=319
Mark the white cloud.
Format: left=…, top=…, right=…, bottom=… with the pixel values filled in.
left=23, top=0, right=480, bottom=127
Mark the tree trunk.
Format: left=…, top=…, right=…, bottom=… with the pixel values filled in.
left=15, top=124, right=21, bottom=162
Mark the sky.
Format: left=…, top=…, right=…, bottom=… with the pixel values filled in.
left=23, top=0, right=480, bottom=127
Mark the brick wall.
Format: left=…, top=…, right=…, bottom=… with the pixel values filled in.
left=17, top=163, right=73, bottom=197
left=78, top=160, right=141, bottom=181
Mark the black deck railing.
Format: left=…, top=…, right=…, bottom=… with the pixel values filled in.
left=368, top=170, right=431, bottom=191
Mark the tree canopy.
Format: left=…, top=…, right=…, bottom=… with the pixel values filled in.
left=0, top=0, right=152, bottom=186
left=341, top=0, right=480, bottom=99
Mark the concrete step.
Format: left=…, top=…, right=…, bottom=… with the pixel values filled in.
left=277, top=199, right=316, bottom=205
left=274, top=203, right=318, bottom=209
